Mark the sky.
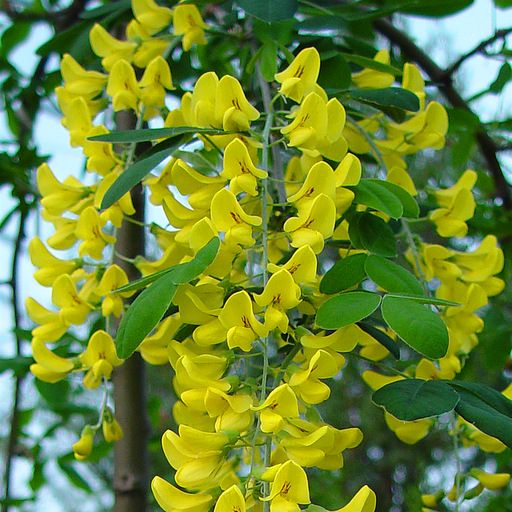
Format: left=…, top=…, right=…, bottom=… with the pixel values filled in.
left=0, top=0, right=511, bottom=510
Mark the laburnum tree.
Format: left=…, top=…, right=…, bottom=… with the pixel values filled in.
left=2, top=1, right=512, bottom=512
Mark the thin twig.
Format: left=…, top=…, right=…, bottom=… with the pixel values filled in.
left=2, top=202, right=28, bottom=512
left=444, top=27, right=512, bottom=77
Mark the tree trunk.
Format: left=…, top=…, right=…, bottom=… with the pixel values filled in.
left=112, top=110, right=149, bottom=511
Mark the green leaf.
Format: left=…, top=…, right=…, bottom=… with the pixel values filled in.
left=57, top=460, right=92, bottom=493
left=489, top=63, right=512, bottom=94
left=338, top=52, right=401, bottom=76
left=386, top=294, right=459, bottom=307
left=0, top=22, right=31, bottom=57
left=349, top=87, right=420, bottom=112
left=318, top=54, right=351, bottom=91
left=448, top=381, right=512, bottom=418
left=260, top=41, right=279, bottom=82
left=116, top=237, right=220, bottom=293
left=237, top=0, right=298, bottom=22
left=320, top=253, right=367, bottom=294
left=398, top=0, right=474, bottom=17
left=450, top=383, right=512, bottom=448
left=372, top=379, right=459, bottom=420
left=316, top=291, right=381, bottom=329
left=381, top=295, right=448, bottom=359
left=358, top=322, right=400, bottom=359
left=101, top=135, right=189, bottom=209
left=36, top=379, right=70, bottom=406
left=89, top=126, right=229, bottom=143
left=0, top=356, right=33, bottom=377
left=80, top=0, right=131, bottom=19
left=495, top=0, right=512, bottom=7
left=167, top=237, right=221, bottom=284
left=115, top=238, right=220, bottom=358
left=349, top=213, right=397, bottom=257
left=116, top=274, right=178, bottom=359
left=365, top=255, right=424, bottom=296
left=350, top=179, right=404, bottom=218
left=376, top=181, right=420, bottom=218
left=298, top=16, right=346, bottom=33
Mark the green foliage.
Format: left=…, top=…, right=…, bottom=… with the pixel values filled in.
left=237, top=0, right=298, bottom=22
left=315, top=291, right=381, bottom=329
left=349, top=87, right=420, bottom=111
left=372, top=379, right=460, bottom=420
left=116, top=238, right=220, bottom=358
left=364, top=255, right=424, bottom=296
left=348, top=212, right=397, bottom=257
left=381, top=295, right=449, bottom=358
left=320, top=253, right=368, bottom=294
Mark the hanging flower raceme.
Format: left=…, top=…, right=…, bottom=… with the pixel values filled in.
left=27, top=10, right=508, bottom=511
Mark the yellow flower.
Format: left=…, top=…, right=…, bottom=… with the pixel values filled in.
left=211, top=189, right=262, bottom=247
left=102, top=406, right=124, bottom=442
left=138, top=315, right=182, bottom=365
left=96, top=264, right=133, bottom=318
left=37, top=163, right=92, bottom=216
left=56, top=91, right=95, bottom=147
left=288, top=349, right=342, bottom=404
left=203, top=388, right=253, bottom=432
left=279, top=419, right=362, bottom=470
left=171, top=159, right=225, bottom=210
left=83, top=125, right=119, bottom=176
left=95, top=171, right=136, bottom=228
left=352, top=49, right=394, bottom=88
left=284, top=193, right=336, bottom=253
left=106, top=59, right=140, bottom=112
left=60, top=53, right=107, bottom=98
left=173, top=4, right=208, bottom=51
left=132, top=0, right=173, bottom=34
left=268, top=245, right=317, bottom=285
left=89, top=23, right=136, bottom=70
left=221, top=138, right=267, bottom=196
left=30, top=338, right=75, bottom=383
left=151, top=476, right=213, bottom=512
left=173, top=354, right=231, bottom=394
left=139, top=55, right=174, bottom=113
left=299, top=325, right=361, bottom=352
left=215, top=75, right=260, bottom=131
left=29, top=237, right=78, bottom=287
left=80, top=330, right=124, bottom=388
left=263, top=460, right=310, bottom=512
left=214, top=485, right=246, bottom=512
left=52, top=274, right=91, bottom=326
left=470, top=468, right=511, bottom=490
left=75, top=206, right=116, bottom=260
left=252, top=383, right=299, bottom=433
left=161, top=426, right=231, bottom=490
left=253, top=269, right=301, bottom=332
left=275, top=47, right=321, bottom=102
left=281, top=92, right=347, bottom=161
left=287, top=161, right=336, bottom=211
left=72, top=425, right=95, bottom=461
left=333, top=485, right=376, bottom=512
left=26, top=297, right=67, bottom=342
left=217, top=291, right=267, bottom=351
left=430, top=170, right=476, bottom=238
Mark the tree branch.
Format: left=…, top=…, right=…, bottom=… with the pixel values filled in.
left=444, top=27, right=512, bottom=77
left=374, top=18, right=512, bottom=210
left=1, top=201, right=28, bottom=512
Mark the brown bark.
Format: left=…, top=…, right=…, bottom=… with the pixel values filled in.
left=112, top=110, right=149, bottom=512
